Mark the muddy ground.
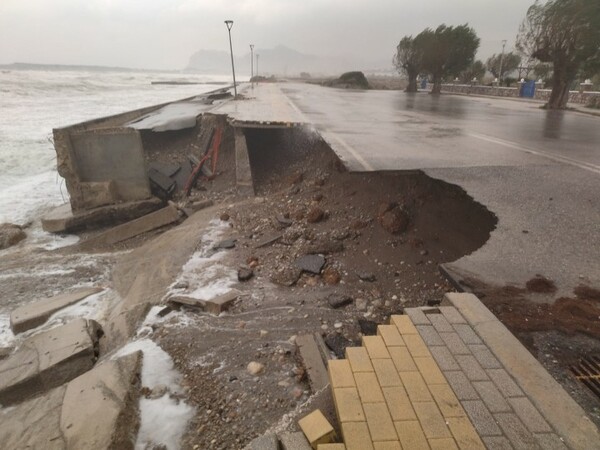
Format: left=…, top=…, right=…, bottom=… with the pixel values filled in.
left=2, top=124, right=599, bottom=448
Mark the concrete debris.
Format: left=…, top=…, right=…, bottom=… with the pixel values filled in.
left=188, top=199, right=215, bottom=213
left=357, top=319, right=377, bottom=336
left=271, top=266, right=303, bottom=286
left=276, top=214, right=293, bottom=227
left=79, top=205, right=181, bottom=249
left=238, top=267, right=254, bottom=282
left=0, top=318, right=102, bottom=406
left=279, top=432, right=312, bottom=450
left=298, top=409, right=336, bottom=449
left=255, top=233, right=283, bottom=248
left=296, top=335, right=329, bottom=392
left=327, top=294, right=353, bottom=309
left=169, top=289, right=241, bottom=315
left=148, top=167, right=176, bottom=199
left=41, top=198, right=163, bottom=234
left=295, top=255, right=326, bottom=274
left=0, top=223, right=26, bottom=250
left=304, top=238, right=343, bottom=255
left=247, top=361, right=265, bottom=375
left=10, top=287, right=103, bottom=334
left=244, top=433, right=279, bottom=450
left=214, top=239, right=236, bottom=250
left=0, top=352, right=142, bottom=450
left=324, top=334, right=354, bottom=359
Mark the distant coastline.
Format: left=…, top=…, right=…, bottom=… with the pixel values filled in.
left=0, top=62, right=177, bottom=73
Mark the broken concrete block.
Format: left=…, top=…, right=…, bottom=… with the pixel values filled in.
left=204, top=289, right=241, bottom=314
left=0, top=318, right=102, bottom=406
left=0, top=223, right=26, bottom=250
left=296, top=255, right=326, bottom=274
left=298, top=410, right=336, bottom=449
left=41, top=198, right=163, bottom=233
left=279, top=432, right=312, bottom=450
left=10, top=287, right=103, bottom=334
left=244, top=433, right=279, bottom=450
left=79, top=205, right=180, bottom=249
left=0, top=351, right=142, bottom=450
left=234, top=127, right=255, bottom=196
left=255, top=233, right=283, bottom=248
left=78, top=181, right=120, bottom=209
left=296, top=335, right=330, bottom=392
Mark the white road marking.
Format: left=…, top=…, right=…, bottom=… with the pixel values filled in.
left=469, top=132, right=600, bottom=175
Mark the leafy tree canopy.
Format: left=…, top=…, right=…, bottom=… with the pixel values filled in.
left=486, top=52, right=521, bottom=79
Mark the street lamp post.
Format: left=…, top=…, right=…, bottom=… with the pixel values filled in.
left=250, top=44, right=254, bottom=79
left=499, top=39, right=507, bottom=86
left=224, top=20, right=237, bottom=98
left=256, top=53, right=259, bottom=78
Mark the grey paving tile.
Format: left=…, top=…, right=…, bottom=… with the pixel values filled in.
left=473, top=381, right=511, bottom=413
left=445, top=371, right=479, bottom=401
left=453, top=324, right=483, bottom=345
left=428, top=314, right=454, bottom=333
left=416, top=325, right=444, bottom=346
left=405, top=307, right=430, bottom=325
left=439, top=306, right=466, bottom=324
left=534, top=433, right=568, bottom=450
left=469, top=344, right=502, bottom=369
left=487, top=369, right=524, bottom=398
left=439, top=332, right=470, bottom=355
left=456, top=354, right=489, bottom=381
left=495, top=413, right=541, bottom=450
left=482, top=436, right=514, bottom=450
left=508, top=397, right=552, bottom=433
left=462, top=400, right=502, bottom=437
left=430, top=346, right=460, bottom=371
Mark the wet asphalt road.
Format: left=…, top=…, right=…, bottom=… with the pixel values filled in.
left=280, top=84, right=600, bottom=297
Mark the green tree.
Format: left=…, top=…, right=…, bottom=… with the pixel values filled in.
left=420, top=24, right=480, bottom=94
left=533, top=62, right=553, bottom=81
left=393, top=36, right=422, bottom=92
left=485, top=52, right=521, bottom=80
left=459, top=60, right=486, bottom=83
left=517, top=0, right=600, bottom=109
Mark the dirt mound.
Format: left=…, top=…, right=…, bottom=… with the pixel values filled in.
left=526, top=275, right=557, bottom=293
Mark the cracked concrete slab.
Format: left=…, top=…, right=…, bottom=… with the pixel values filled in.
left=0, top=318, right=102, bottom=406
left=0, top=351, right=142, bottom=450
left=10, top=287, right=103, bottom=334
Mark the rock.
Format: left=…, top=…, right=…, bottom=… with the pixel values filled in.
left=10, top=287, right=104, bottom=334
left=279, top=432, right=312, bottom=450
left=0, top=347, right=13, bottom=360
left=254, top=233, right=283, bottom=248
left=149, top=384, right=168, bottom=399
left=323, top=268, right=341, bottom=285
left=358, top=272, right=376, bottom=282
left=377, top=203, right=410, bottom=234
left=334, top=322, right=343, bottom=329
left=220, top=212, right=230, bottom=221
left=355, top=298, right=368, bottom=311
left=295, top=255, right=326, bottom=274
left=247, top=361, right=265, bottom=375
left=172, top=280, right=189, bottom=290
left=324, top=334, right=355, bottom=359
left=305, top=239, right=343, bottom=255
left=276, top=214, right=293, bottom=227
left=238, top=267, right=254, bottom=282
left=0, top=318, right=102, bottom=407
left=312, top=193, right=323, bottom=202
left=358, top=319, right=378, bottom=336
left=328, top=294, right=352, bottom=309
left=427, top=299, right=442, bottom=306
left=0, top=223, right=26, bottom=250
left=214, top=239, right=236, bottom=249
left=306, top=207, right=325, bottom=223
left=331, top=229, right=350, bottom=241
left=271, top=266, right=302, bottom=286
left=260, top=330, right=269, bottom=337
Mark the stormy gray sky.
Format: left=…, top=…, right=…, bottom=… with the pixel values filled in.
left=0, top=0, right=531, bottom=70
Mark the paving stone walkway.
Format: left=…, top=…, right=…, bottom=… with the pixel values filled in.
left=326, top=293, right=600, bottom=450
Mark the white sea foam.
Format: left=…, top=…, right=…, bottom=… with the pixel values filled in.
left=114, top=338, right=195, bottom=450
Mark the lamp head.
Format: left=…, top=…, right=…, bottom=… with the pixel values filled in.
left=225, top=20, right=233, bottom=30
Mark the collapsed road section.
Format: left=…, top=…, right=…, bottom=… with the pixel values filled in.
left=2, top=84, right=598, bottom=449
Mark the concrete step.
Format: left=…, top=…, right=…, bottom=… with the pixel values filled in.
left=0, top=318, right=102, bottom=406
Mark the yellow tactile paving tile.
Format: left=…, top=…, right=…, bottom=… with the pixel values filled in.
left=341, top=422, right=375, bottom=450
left=394, top=420, right=430, bottom=450
left=414, top=356, right=447, bottom=385
left=355, top=371, right=386, bottom=403
left=382, top=386, right=417, bottom=422
left=363, top=402, right=398, bottom=442
left=428, top=384, right=466, bottom=418
left=372, top=358, right=403, bottom=387
left=391, top=315, right=418, bottom=334
left=446, top=416, right=486, bottom=450
left=388, top=346, right=418, bottom=372
left=373, top=442, right=402, bottom=450
left=345, top=346, right=374, bottom=373
left=412, top=402, right=452, bottom=439
left=399, top=371, right=432, bottom=402
left=363, top=335, right=391, bottom=359
left=403, top=334, right=431, bottom=358
left=377, top=325, right=405, bottom=347
left=429, top=437, right=459, bottom=450
left=329, top=359, right=356, bottom=388
left=333, top=387, right=365, bottom=422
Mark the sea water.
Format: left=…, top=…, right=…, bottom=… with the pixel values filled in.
left=0, top=68, right=229, bottom=228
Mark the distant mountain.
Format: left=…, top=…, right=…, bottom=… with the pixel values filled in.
left=0, top=62, right=169, bottom=73
left=185, top=45, right=392, bottom=77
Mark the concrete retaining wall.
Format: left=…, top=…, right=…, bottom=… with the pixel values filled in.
left=439, top=84, right=600, bottom=106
